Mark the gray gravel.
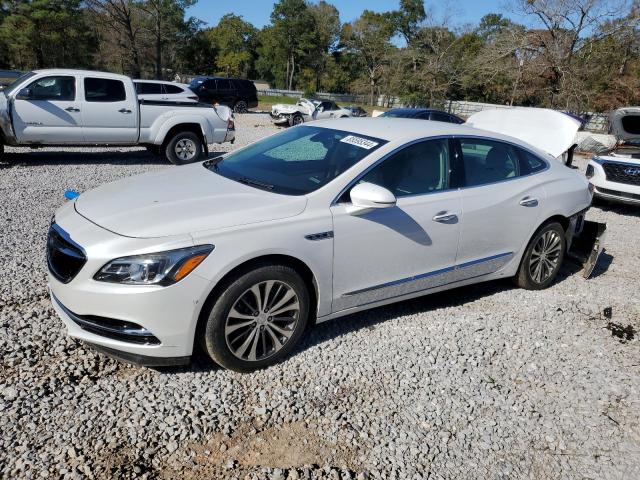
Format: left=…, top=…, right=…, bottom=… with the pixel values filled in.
left=1, top=114, right=639, bottom=479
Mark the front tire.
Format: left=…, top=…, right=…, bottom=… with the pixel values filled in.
left=291, top=114, right=304, bottom=126
left=164, top=131, right=203, bottom=165
left=515, top=221, right=566, bottom=290
left=201, top=264, right=310, bottom=372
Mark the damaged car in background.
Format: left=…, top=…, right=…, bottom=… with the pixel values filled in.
left=586, top=107, right=640, bottom=206
left=47, top=108, right=606, bottom=372
left=270, top=98, right=353, bottom=126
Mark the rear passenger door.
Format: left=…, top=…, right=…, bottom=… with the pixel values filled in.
left=454, top=137, right=549, bottom=275
left=81, top=76, right=138, bottom=143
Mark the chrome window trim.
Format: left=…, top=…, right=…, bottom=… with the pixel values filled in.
left=331, top=134, right=551, bottom=205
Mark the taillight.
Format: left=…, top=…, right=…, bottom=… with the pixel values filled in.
left=227, top=118, right=235, bottom=131
left=588, top=182, right=595, bottom=194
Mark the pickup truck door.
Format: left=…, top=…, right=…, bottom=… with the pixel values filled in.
left=81, top=76, right=138, bottom=144
left=11, top=75, right=84, bottom=144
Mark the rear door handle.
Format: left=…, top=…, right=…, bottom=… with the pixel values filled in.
left=432, top=212, right=458, bottom=223
left=119, top=108, right=132, bottom=114
left=519, top=196, right=539, bottom=207
left=64, top=107, right=80, bottom=112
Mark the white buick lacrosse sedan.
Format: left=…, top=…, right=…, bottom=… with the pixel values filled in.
left=48, top=114, right=593, bottom=372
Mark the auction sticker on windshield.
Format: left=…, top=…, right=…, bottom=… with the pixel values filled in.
left=340, top=135, right=379, bottom=150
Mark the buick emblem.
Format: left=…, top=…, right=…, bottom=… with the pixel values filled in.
left=624, top=167, right=640, bottom=175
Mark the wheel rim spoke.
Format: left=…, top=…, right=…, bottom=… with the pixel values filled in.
left=529, top=230, right=562, bottom=283
left=225, top=280, right=300, bottom=362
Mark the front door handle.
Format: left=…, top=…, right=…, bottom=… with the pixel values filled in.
left=64, top=107, right=80, bottom=112
left=432, top=211, right=458, bottom=223
left=118, top=108, right=132, bottom=114
left=519, top=196, right=539, bottom=207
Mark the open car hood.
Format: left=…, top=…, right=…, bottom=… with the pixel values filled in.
left=466, top=107, right=581, bottom=158
left=609, top=107, right=640, bottom=142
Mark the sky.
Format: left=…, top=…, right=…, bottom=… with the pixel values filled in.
left=187, top=0, right=525, bottom=30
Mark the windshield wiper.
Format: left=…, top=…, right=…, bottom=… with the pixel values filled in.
left=237, top=177, right=275, bottom=191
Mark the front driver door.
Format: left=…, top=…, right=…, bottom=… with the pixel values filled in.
left=330, top=138, right=462, bottom=312
left=12, top=75, right=84, bottom=143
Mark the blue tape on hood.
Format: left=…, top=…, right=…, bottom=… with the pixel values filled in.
left=64, top=190, right=80, bottom=200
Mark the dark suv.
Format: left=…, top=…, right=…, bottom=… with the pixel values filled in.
left=189, top=77, right=258, bottom=113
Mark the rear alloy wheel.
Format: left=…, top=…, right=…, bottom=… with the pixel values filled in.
left=202, top=264, right=310, bottom=372
left=515, top=222, right=565, bottom=290
left=165, top=131, right=203, bottom=165
left=233, top=100, right=248, bottom=113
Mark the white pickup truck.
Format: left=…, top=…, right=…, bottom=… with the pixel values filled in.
left=0, top=69, right=235, bottom=165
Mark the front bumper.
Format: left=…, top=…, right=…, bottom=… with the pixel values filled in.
left=48, top=203, right=215, bottom=363
left=588, top=158, right=640, bottom=205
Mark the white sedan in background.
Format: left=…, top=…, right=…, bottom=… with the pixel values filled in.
left=48, top=112, right=596, bottom=372
left=134, top=80, right=199, bottom=103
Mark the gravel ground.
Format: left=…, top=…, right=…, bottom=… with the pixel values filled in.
left=1, top=114, right=639, bottom=479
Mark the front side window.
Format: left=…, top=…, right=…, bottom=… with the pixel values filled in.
left=26, top=76, right=75, bottom=101
left=216, top=79, right=232, bottom=90
left=208, top=126, right=387, bottom=195
left=84, top=78, right=126, bottom=102
left=460, top=138, right=520, bottom=187
left=359, top=139, right=450, bottom=197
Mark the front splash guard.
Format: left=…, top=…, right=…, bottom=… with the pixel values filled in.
left=567, top=220, right=607, bottom=278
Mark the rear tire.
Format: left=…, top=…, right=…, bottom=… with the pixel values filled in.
left=233, top=100, right=248, bottom=113
left=515, top=221, right=566, bottom=290
left=164, top=131, right=203, bottom=165
left=201, top=264, right=310, bottom=372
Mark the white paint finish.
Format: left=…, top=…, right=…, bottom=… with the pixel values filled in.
left=49, top=116, right=593, bottom=361
left=2, top=69, right=232, bottom=147
left=466, top=107, right=581, bottom=159
left=588, top=157, right=640, bottom=204
left=74, top=162, right=307, bottom=238
left=330, top=190, right=462, bottom=312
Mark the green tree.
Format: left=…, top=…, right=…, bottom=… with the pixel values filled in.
left=306, top=1, right=340, bottom=91
left=342, top=11, right=394, bottom=104
left=206, top=13, right=257, bottom=77
left=0, top=0, right=96, bottom=70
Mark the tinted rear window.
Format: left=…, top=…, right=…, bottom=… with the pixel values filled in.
left=135, top=82, right=162, bottom=95
left=164, top=84, right=184, bottom=94
left=85, top=78, right=126, bottom=102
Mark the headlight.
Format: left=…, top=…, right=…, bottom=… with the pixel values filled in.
left=94, top=245, right=214, bottom=286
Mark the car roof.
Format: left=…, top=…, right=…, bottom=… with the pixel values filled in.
left=309, top=117, right=550, bottom=155
left=32, top=69, right=131, bottom=81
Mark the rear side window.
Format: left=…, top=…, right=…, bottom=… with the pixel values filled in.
left=202, top=79, right=216, bottom=90
left=360, top=139, right=450, bottom=197
left=430, top=112, right=452, bottom=123
left=216, top=79, right=232, bottom=89
left=85, top=78, right=126, bottom=102
left=459, top=138, right=520, bottom=187
left=516, top=147, right=547, bottom=175
left=135, top=82, right=162, bottom=95
left=26, top=76, right=76, bottom=101
left=164, top=84, right=184, bottom=94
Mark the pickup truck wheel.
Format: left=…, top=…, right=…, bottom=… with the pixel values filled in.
left=165, top=131, right=203, bottom=165
left=233, top=100, right=248, bottom=113
left=515, top=222, right=566, bottom=290
left=201, top=264, right=310, bottom=372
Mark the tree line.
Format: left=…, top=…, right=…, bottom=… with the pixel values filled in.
left=0, top=0, right=638, bottom=112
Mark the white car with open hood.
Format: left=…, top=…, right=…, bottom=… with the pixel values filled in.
left=0, top=69, right=234, bottom=165
left=48, top=111, right=601, bottom=372
left=270, top=98, right=353, bottom=126
left=586, top=107, right=640, bottom=205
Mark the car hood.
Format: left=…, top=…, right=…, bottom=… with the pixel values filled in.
left=466, top=107, right=581, bottom=158
left=74, top=163, right=307, bottom=238
left=609, top=107, right=640, bottom=142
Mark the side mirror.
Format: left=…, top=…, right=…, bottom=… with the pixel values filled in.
left=347, top=182, right=396, bottom=215
left=16, top=88, right=32, bottom=100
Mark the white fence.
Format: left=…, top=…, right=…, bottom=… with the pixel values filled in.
left=257, top=89, right=610, bottom=132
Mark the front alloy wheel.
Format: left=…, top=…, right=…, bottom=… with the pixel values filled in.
left=225, top=280, right=300, bottom=362
left=201, top=264, right=310, bottom=372
left=234, top=100, right=248, bottom=113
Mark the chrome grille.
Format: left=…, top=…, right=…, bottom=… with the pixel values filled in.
left=602, top=162, right=640, bottom=186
